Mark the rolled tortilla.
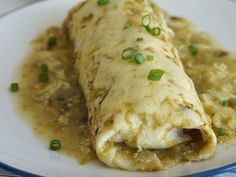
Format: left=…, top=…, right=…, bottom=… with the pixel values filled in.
left=65, top=0, right=216, bottom=171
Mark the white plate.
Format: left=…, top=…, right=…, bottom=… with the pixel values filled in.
left=0, top=0, right=236, bottom=176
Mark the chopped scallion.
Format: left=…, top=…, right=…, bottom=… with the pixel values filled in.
left=50, top=139, right=61, bottom=151
left=97, top=0, right=109, bottom=6
left=142, top=15, right=151, bottom=27
left=145, top=25, right=152, bottom=33
left=137, top=37, right=144, bottom=42
left=221, top=100, right=228, bottom=107
left=47, top=36, right=57, bottom=50
left=151, top=27, right=161, bottom=36
left=141, top=15, right=161, bottom=37
left=148, top=69, right=164, bottom=81
left=10, top=83, right=19, bottom=92
left=41, top=63, right=48, bottom=72
left=134, top=53, right=145, bottom=64
left=188, top=44, right=198, bottom=55
left=217, top=128, right=224, bottom=136
left=122, top=47, right=136, bottom=60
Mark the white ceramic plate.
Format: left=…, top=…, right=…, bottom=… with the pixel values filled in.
left=0, top=0, right=236, bottom=176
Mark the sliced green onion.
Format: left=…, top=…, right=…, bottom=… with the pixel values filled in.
left=50, top=139, right=61, bottom=151
left=217, top=128, right=224, bottom=136
left=122, top=47, right=136, bottom=60
left=56, top=96, right=65, bottom=101
left=39, top=73, right=49, bottom=83
left=137, top=37, right=144, bottom=42
left=142, top=15, right=151, bottom=27
left=10, top=83, right=19, bottom=92
left=221, top=100, right=228, bottom=107
left=41, top=63, right=48, bottom=72
left=97, top=0, right=109, bottom=6
left=144, top=25, right=152, bottom=33
left=47, top=36, right=57, bottom=50
left=141, top=15, right=161, bottom=37
left=134, top=53, right=145, bottom=64
left=148, top=69, right=164, bottom=81
left=151, top=27, right=161, bottom=36
left=188, top=44, right=198, bottom=55
left=146, top=55, right=154, bottom=61
left=123, top=21, right=132, bottom=29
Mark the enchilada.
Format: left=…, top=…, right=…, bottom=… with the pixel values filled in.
left=65, top=0, right=216, bottom=171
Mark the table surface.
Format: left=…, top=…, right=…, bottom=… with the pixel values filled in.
left=0, top=0, right=235, bottom=177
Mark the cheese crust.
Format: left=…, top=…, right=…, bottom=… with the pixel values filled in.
left=65, top=0, right=216, bottom=171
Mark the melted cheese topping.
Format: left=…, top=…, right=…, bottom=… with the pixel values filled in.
left=65, top=0, right=216, bottom=171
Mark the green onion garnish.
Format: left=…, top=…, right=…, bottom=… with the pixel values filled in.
left=56, top=96, right=65, bottom=101
left=151, top=27, right=161, bottom=36
left=145, top=25, right=152, bottom=33
left=137, top=37, right=144, bottom=42
left=134, top=53, right=145, bottom=64
left=97, top=0, right=109, bottom=6
left=141, top=15, right=161, bottom=37
left=221, top=100, right=228, bottom=107
left=142, top=15, right=151, bottom=27
left=50, top=139, right=61, bottom=151
left=122, top=47, right=136, bottom=60
left=146, top=55, right=154, bottom=61
left=47, top=36, right=57, bottom=50
left=41, top=63, right=48, bottom=72
left=39, top=73, right=49, bottom=83
left=123, top=21, right=132, bottom=29
left=217, top=128, right=224, bottom=136
left=10, top=83, right=19, bottom=92
left=148, top=69, right=164, bottom=81
left=188, top=44, right=198, bottom=55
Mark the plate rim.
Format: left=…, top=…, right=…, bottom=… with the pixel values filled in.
left=1, top=161, right=236, bottom=177
left=0, top=0, right=42, bottom=19
left=0, top=0, right=236, bottom=177
left=0, top=162, right=42, bottom=177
